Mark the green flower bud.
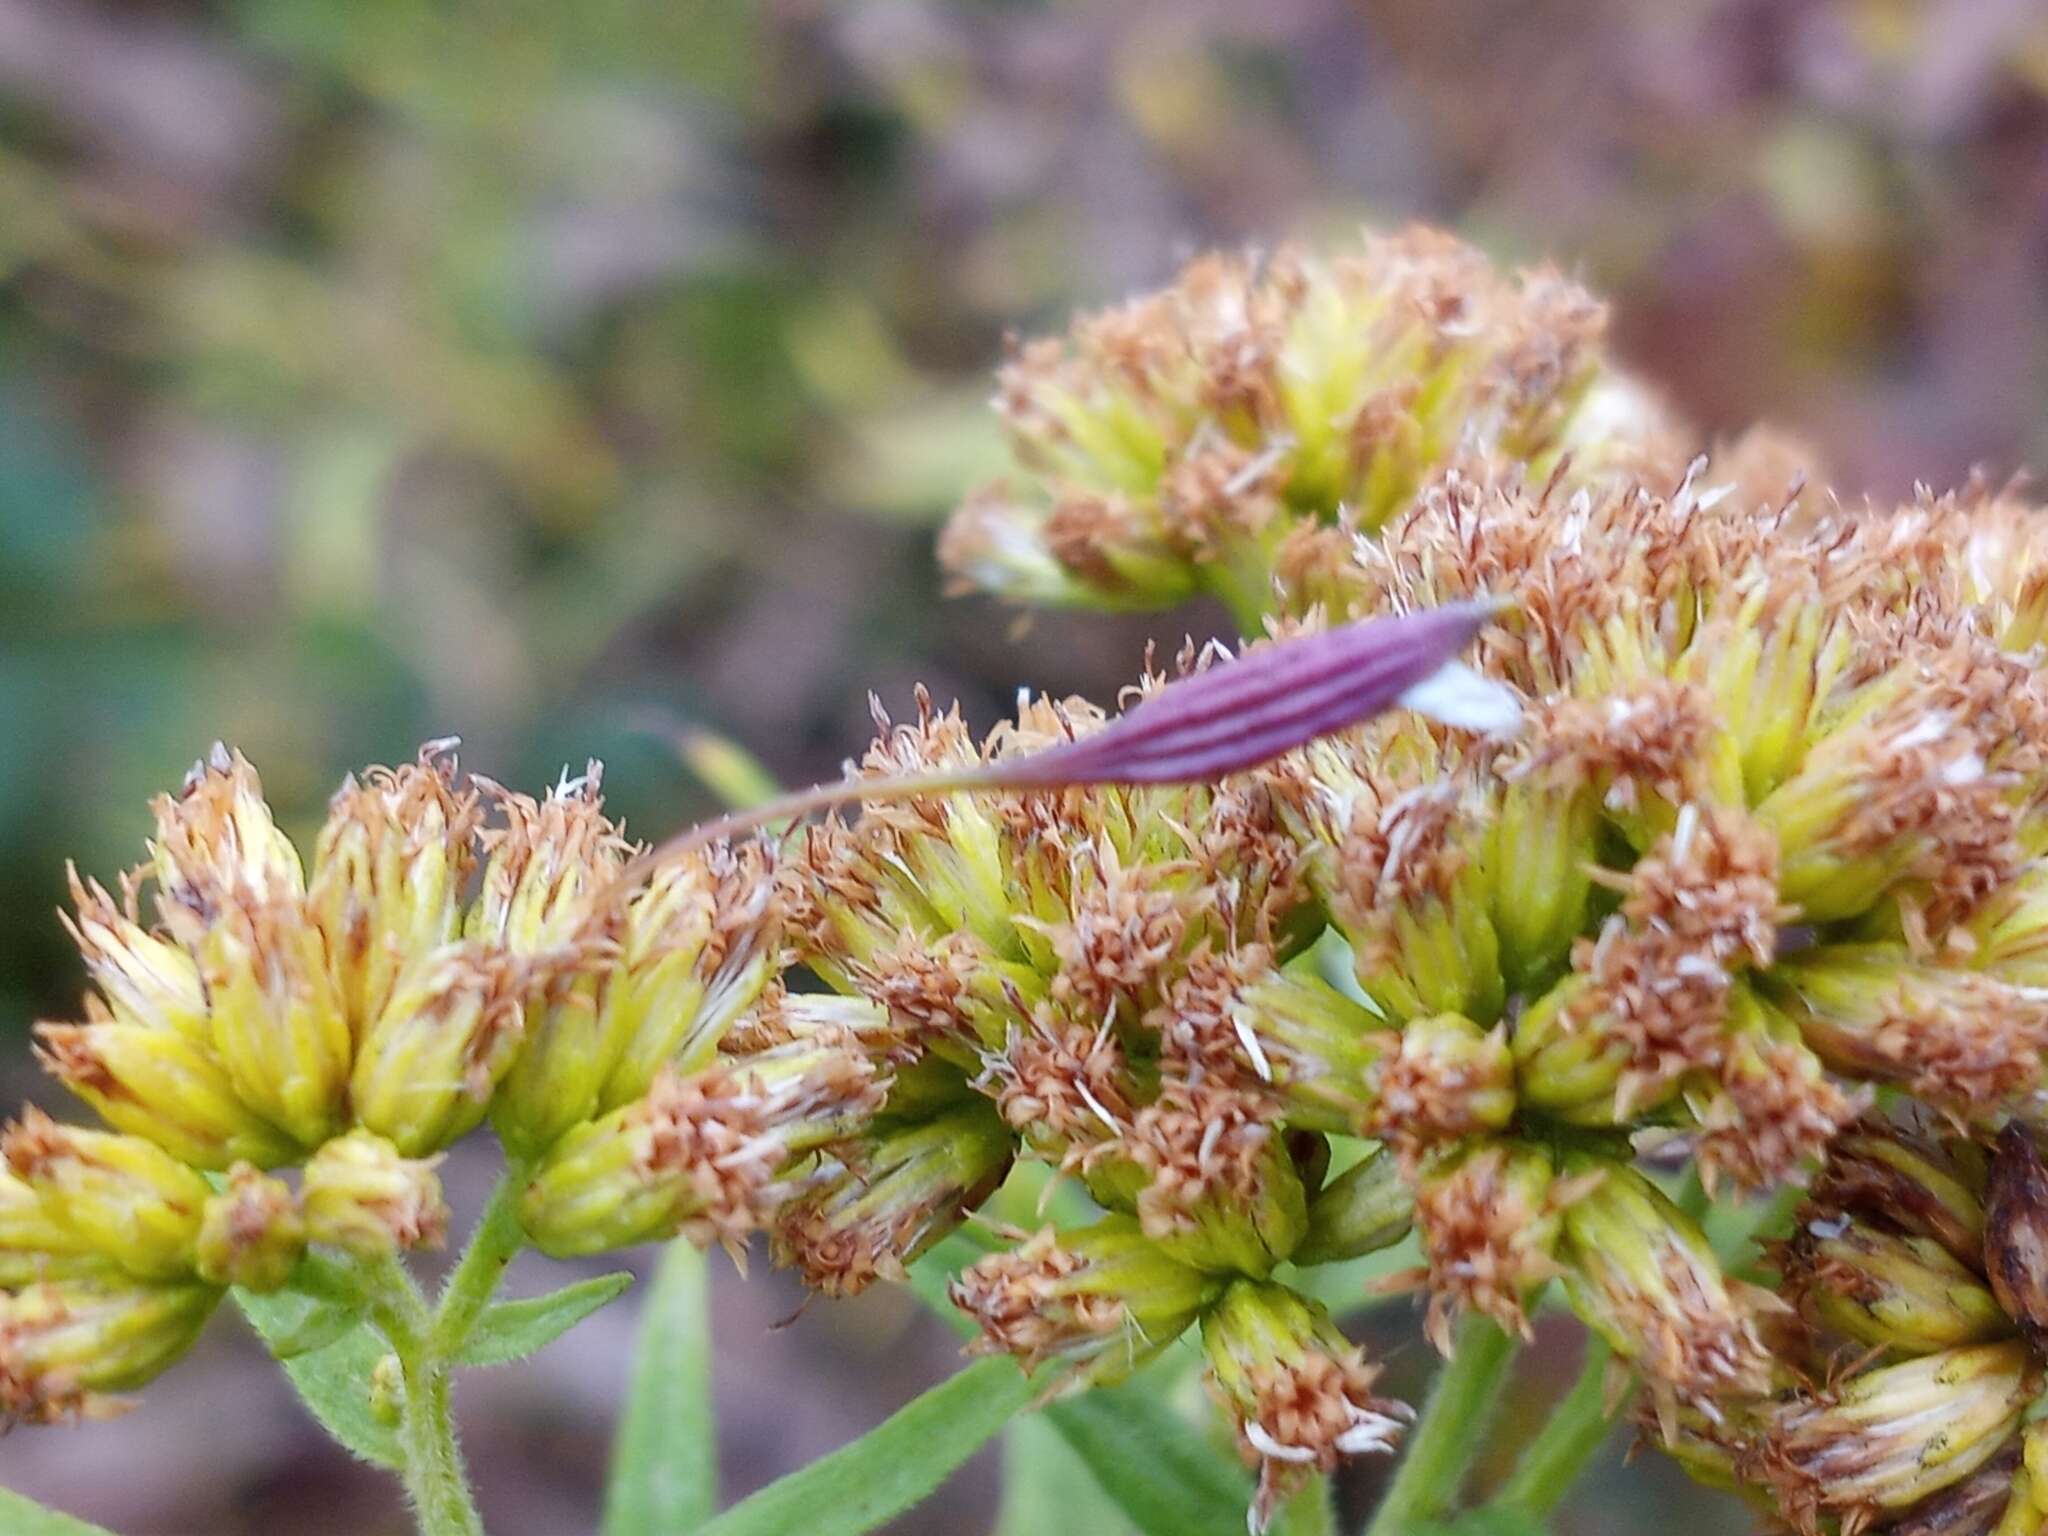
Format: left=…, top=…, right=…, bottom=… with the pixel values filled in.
left=491, top=969, right=611, bottom=1160
left=465, top=767, right=623, bottom=956
left=1691, top=584, right=1849, bottom=804
left=301, top=1130, right=448, bottom=1258
left=1485, top=775, right=1598, bottom=993
left=1296, top=1143, right=1412, bottom=1265
left=0, top=1278, right=220, bottom=1423
left=950, top=1214, right=1218, bottom=1387
left=1511, top=975, right=1635, bottom=1125
left=1754, top=690, right=2004, bottom=925
left=1557, top=1155, right=1785, bottom=1423
left=1127, top=1087, right=1307, bottom=1276
left=1201, top=1278, right=1411, bottom=1533
left=1761, top=1341, right=2035, bottom=1525
left=1782, top=1216, right=2009, bottom=1354
left=349, top=944, right=526, bottom=1156
left=195, top=1165, right=304, bottom=1293
left=305, top=750, right=477, bottom=1034
left=369, top=1352, right=405, bottom=1428
left=774, top=1104, right=1014, bottom=1297
left=34, top=1016, right=297, bottom=1171
left=2, top=1111, right=211, bottom=1281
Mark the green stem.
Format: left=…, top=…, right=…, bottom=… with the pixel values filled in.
left=1364, top=1317, right=1519, bottom=1535
left=1273, top=1475, right=1337, bottom=1536
left=355, top=1170, right=531, bottom=1536
left=357, top=1253, right=485, bottom=1536
left=394, top=1340, right=482, bottom=1536
left=1495, top=1334, right=1627, bottom=1518
left=431, top=1166, right=529, bottom=1355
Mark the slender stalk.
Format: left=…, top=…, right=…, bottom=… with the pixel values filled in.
left=1363, top=1317, right=1519, bottom=1535
left=431, top=1167, right=530, bottom=1355
left=1495, top=1334, right=1627, bottom=1518
left=394, top=1342, right=483, bottom=1536
left=1273, top=1475, right=1338, bottom=1536
left=355, top=1171, right=533, bottom=1536
left=357, top=1251, right=486, bottom=1536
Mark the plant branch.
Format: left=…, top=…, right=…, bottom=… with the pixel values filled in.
left=1494, top=1334, right=1627, bottom=1519
left=1363, top=1316, right=1519, bottom=1535
left=432, top=1166, right=530, bottom=1356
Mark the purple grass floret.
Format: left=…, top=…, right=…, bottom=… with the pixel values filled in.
left=995, top=599, right=1513, bottom=786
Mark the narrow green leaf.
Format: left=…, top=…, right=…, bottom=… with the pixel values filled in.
left=234, top=1288, right=400, bottom=1468
left=602, top=1243, right=716, bottom=1535
left=695, top=1356, right=1036, bottom=1536
left=0, top=1488, right=119, bottom=1535
left=995, top=1413, right=1138, bottom=1536
left=454, top=1271, right=633, bottom=1368
left=1043, top=1381, right=1251, bottom=1536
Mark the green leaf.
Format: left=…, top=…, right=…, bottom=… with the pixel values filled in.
left=1042, top=1381, right=1251, bottom=1536
left=0, top=1488, right=119, bottom=1535
left=694, top=1356, right=1037, bottom=1536
left=264, top=1294, right=363, bottom=1361
left=454, top=1271, right=633, bottom=1368
left=995, top=1413, right=1138, bottom=1536
left=602, top=1243, right=716, bottom=1535
left=234, top=1288, right=400, bottom=1468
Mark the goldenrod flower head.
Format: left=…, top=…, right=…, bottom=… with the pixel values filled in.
left=1201, top=1278, right=1412, bottom=1532
left=1556, top=1155, right=1789, bottom=1434
left=939, top=226, right=1646, bottom=621
left=1778, top=1214, right=2008, bottom=1355
left=350, top=943, right=529, bottom=1155
left=1754, top=1341, right=2037, bottom=1533
left=299, top=1129, right=448, bottom=1259
left=519, top=1026, right=887, bottom=1262
left=194, top=1164, right=304, bottom=1293
left=1407, top=1138, right=1573, bottom=1351
left=306, top=746, right=479, bottom=1031
left=0, top=1278, right=219, bottom=1425
left=2, top=1111, right=211, bottom=1282
left=949, top=1214, right=1218, bottom=1387
left=773, top=1102, right=1014, bottom=1297
left=0, top=1171, right=107, bottom=1290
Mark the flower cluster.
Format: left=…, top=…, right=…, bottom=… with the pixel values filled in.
left=912, top=233, right=2048, bottom=1526
left=15, top=225, right=2048, bottom=1536
left=3, top=744, right=813, bottom=1420
left=939, top=224, right=1696, bottom=626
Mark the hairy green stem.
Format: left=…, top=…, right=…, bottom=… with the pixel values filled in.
left=394, top=1341, right=481, bottom=1536
left=353, top=1169, right=533, bottom=1536
left=432, top=1167, right=529, bottom=1355
left=1495, top=1335, right=1627, bottom=1518
left=1363, top=1317, right=1518, bottom=1535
